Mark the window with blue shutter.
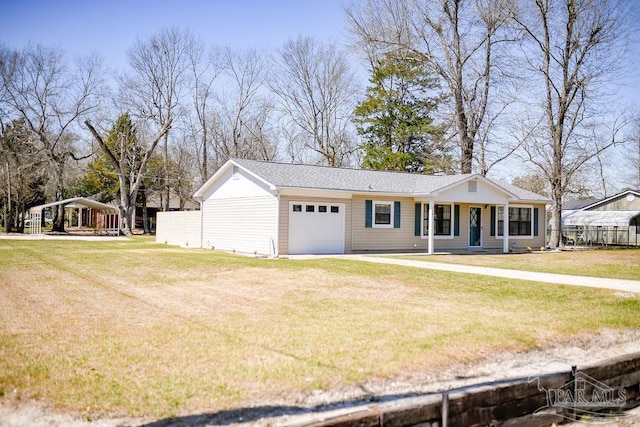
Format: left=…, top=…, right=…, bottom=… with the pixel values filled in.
left=394, top=201, right=401, bottom=228
left=490, top=206, right=496, bottom=236
left=365, top=200, right=372, bottom=228
left=454, top=205, right=460, bottom=236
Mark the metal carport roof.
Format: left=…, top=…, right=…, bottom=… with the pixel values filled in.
left=562, top=210, right=640, bottom=227
left=29, top=197, right=119, bottom=214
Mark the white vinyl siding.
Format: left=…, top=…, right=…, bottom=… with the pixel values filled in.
left=202, top=196, right=277, bottom=255
left=156, top=211, right=202, bottom=248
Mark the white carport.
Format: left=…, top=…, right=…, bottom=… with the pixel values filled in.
left=29, top=197, right=120, bottom=236
left=562, top=210, right=640, bottom=246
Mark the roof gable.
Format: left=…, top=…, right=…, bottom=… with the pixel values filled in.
left=582, top=189, right=640, bottom=211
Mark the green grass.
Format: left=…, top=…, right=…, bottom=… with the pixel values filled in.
left=391, top=248, right=640, bottom=280
left=0, top=237, right=639, bottom=419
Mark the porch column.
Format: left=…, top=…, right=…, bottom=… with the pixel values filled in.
left=503, top=202, right=509, bottom=253
left=78, top=207, right=83, bottom=227
left=428, top=200, right=435, bottom=255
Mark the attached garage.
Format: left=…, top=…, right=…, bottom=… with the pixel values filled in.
left=287, top=201, right=345, bottom=255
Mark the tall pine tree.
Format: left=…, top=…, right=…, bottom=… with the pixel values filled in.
left=355, top=52, right=451, bottom=174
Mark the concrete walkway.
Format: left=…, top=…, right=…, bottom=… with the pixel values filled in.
left=338, top=255, right=640, bottom=294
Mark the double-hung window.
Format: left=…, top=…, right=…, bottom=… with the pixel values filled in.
left=423, top=204, right=452, bottom=236
left=374, top=202, right=392, bottom=227
left=498, top=207, right=532, bottom=236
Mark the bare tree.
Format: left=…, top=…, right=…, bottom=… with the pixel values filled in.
left=119, top=27, right=192, bottom=211
left=0, top=118, right=47, bottom=232
left=512, top=0, right=632, bottom=247
left=185, top=42, right=222, bottom=185
left=347, top=0, right=514, bottom=173
left=271, top=36, right=359, bottom=167
left=625, top=113, right=640, bottom=189
left=0, top=44, right=103, bottom=231
left=212, top=47, right=277, bottom=167
left=85, top=115, right=171, bottom=235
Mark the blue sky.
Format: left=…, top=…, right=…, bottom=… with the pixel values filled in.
left=0, top=0, right=350, bottom=70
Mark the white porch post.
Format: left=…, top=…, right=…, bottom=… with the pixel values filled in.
left=78, top=207, right=83, bottom=227
left=428, top=200, right=435, bottom=255
left=503, top=202, right=509, bottom=253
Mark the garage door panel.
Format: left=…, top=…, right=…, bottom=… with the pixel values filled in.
left=288, top=202, right=345, bottom=254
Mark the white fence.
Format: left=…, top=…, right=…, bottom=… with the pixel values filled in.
left=156, top=211, right=202, bottom=248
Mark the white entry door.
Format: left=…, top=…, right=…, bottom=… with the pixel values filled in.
left=288, top=202, right=345, bottom=254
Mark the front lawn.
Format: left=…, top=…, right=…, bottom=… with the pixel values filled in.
left=0, top=238, right=638, bottom=420
left=393, top=248, right=640, bottom=280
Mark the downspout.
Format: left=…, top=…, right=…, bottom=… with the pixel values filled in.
left=274, top=190, right=280, bottom=257
left=197, top=197, right=204, bottom=249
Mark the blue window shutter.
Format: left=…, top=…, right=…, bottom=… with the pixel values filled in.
left=454, top=204, right=460, bottom=236
left=394, top=201, right=401, bottom=228
left=533, top=207, right=539, bottom=236
left=490, top=206, right=496, bottom=236
left=365, top=200, right=372, bottom=228
left=414, top=203, right=421, bottom=236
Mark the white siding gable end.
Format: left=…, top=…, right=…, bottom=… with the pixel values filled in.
left=431, top=178, right=512, bottom=204
left=203, top=166, right=275, bottom=200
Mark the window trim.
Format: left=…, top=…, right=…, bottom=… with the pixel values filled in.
left=372, top=200, right=394, bottom=228
left=495, top=205, right=534, bottom=239
left=421, top=202, right=455, bottom=239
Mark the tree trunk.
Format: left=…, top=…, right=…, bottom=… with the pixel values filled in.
left=52, top=165, right=65, bottom=232
left=4, top=162, right=11, bottom=233
left=549, top=182, right=563, bottom=248
left=119, top=192, right=135, bottom=236
left=460, top=135, right=473, bottom=174
left=143, top=205, right=149, bottom=235
left=163, top=133, right=170, bottom=212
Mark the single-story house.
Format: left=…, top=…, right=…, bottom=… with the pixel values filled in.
left=562, top=189, right=640, bottom=246
left=157, top=159, right=550, bottom=255
left=134, top=190, right=199, bottom=232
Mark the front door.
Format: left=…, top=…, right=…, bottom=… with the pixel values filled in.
left=469, top=207, right=482, bottom=247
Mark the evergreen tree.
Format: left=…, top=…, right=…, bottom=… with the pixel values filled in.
left=79, top=150, right=119, bottom=203
left=85, top=113, right=171, bottom=235
left=354, top=52, right=451, bottom=174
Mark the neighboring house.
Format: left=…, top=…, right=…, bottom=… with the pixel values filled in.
left=158, top=159, right=549, bottom=255
left=134, top=190, right=199, bottom=231
left=562, top=189, right=640, bottom=246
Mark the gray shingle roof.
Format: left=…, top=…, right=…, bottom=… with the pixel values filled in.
left=493, top=181, right=552, bottom=203
left=563, top=198, right=598, bottom=211
left=233, top=159, right=550, bottom=202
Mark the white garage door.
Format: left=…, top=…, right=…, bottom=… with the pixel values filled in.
left=288, top=202, right=345, bottom=255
